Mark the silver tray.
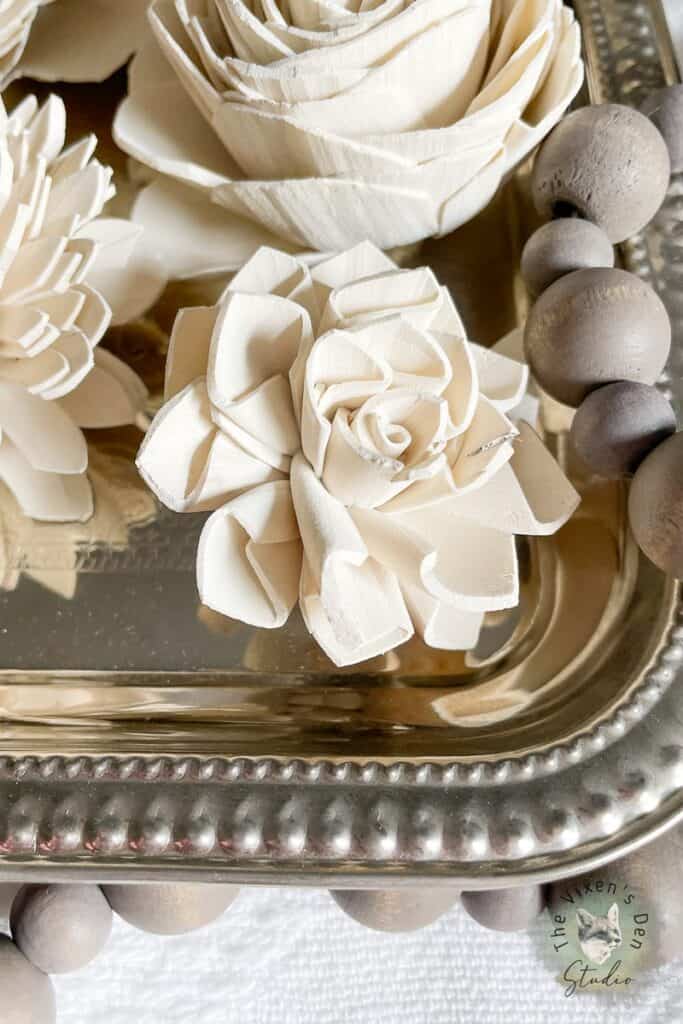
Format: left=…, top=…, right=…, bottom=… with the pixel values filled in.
left=0, top=0, right=682, bottom=889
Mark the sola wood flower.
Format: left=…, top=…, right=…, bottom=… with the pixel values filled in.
left=0, top=0, right=148, bottom=86
left=0, top=93, right=166, bottom=524
left=114, top=0, right=584, bottom=278
left=137, top=243, right=579, bottom=667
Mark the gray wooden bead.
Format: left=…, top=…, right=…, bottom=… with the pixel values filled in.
left=102, top=883, right=239, bottom=935
left=641, top=85, right=683, bottom=174
left=0, top=935, right=56, bottom=1024
left=524, top=267, right=671, bottom=408
left=331, top=889, right=458, bottom=932
left=521, top=219, right=614, bottom=297
left=628, top=431, right=683, bottom=577
left=570, top=381, right=676, bottom=479
left=532, top=104, right=670, bottom=243
left=11, top=883, right=112, bottom=975
left=461, top=886, right=545, bottom=932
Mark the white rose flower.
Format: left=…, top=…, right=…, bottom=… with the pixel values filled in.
left=0, top=94, right=167, bottom=523
left=137, top=243, right=579, bottom=667
left=0, top=0, right=148, bottom=86
left=114, top=0, right=583, bottom=278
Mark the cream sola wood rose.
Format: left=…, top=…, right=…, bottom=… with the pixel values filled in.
left=0, top=93, right=166, bottom=523
left=113, top=0, right=584, bottom=278
left=0, top=0, right=148, bottom=86
left=137, top=244, right=580, bottom=667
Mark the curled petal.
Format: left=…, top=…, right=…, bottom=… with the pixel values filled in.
left=402, top=582, right=484, bottom=650
left=353, top=504, right=518, bottom=613
left=298, top=328, right=391, bottom=475
left=208, top=290, right=310, bottom=407
left=59, top=349, right=148, bottom=429
left=164, top=304, right=219, bottom=401
left=218, top=374, right=300, bottom=461
left=198, top=479, right=302, bottom=628
left=132, top=177, right=306, bottom=279
left=114, top=79, right=238, bottom=190
left=450, top=395, right=517, bottom=491
left=291, top=452, right=412, bottom=666
left=77, top=218, right=167, bottom=325
left=37, top=328, right=94, bottom=400
left=311, top=241, right=396, bottom=307
left=380, top=396, right=517, bottom=513
left=0, top=379, right=87, bottom=474
left=323, top=390, right=450, bottom=507
left=0, top=435, right=92, bottom=523
left=18, top=0, right=148, bottom=83
left=500, top=7, right=584, bottom=171
left=136, top=378, right=281, bottom=513
left=321, top=267, right=442, bottom=332
left=386, top=505, right=519, bottom=613
left=470, top=342, right=528, bottom=413
left=225, top=246, right=319, bottom=326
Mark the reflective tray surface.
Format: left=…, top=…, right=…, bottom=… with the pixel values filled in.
left=0, top=0, right=682, bottom=886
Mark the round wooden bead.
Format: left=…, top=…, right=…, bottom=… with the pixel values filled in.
left=331, top=889, right=458, bottom=932
left=532, top=104, right=670, bottom=243
left=461, top=886, right=545, bottom=932
left=570, top=382, right=676, bottom=479
left=0, top=935, right=56, bottom=1024
left=524, top=267, right=671, bottom=408
left=641, top=85, right=683, bottom=174
left=521, top=219, right=614, bottom=297
left=628, top=431, right=683, bottom=577
left=102, top=883, right=239, bottom=935
left=11, top=884, right=112, bottom=975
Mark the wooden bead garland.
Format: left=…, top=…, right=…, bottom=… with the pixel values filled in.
left=102, top=883, right=239, bottom=935
left=11, top=884, right=112, bottom=975
left=525, top=93, right=683, bottom=581
left=521, top=218, right=614, bottom=297
left=461, top=886, right=546, bottom=932
left=2, top=882, right=241, bottom=1021
left=628, top=433, right=683, bottom=578
left=531, top=103, right=671, bottom=243
left=569, top=381, right=676, bottom=479
left=524, top=267, right=671, bottom=408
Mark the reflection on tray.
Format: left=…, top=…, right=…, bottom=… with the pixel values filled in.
left=0, top=427, right=156, bottom=599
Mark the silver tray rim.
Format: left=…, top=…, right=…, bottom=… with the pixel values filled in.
left=1, top=0, right=683, bottom=887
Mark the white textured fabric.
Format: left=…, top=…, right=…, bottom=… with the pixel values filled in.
left=1, top=882, right=681, bottom=1022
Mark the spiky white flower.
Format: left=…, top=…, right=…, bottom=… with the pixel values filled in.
left=0, top=93, right=166, bottom=523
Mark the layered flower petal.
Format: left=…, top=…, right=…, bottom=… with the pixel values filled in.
left=291, top=453, right=413, bottom=665
left=3, top=0, right=148, bottom=86
left=198, top=479, right=302, bottom=627
left=136, top=378, right=282, bottom=513
left=115, top=0, right=583, bottom=272
left=0, top=435, right=92, bottom=522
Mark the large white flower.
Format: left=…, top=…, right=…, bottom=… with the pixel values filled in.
left=114, top=0, right=583, bottom=278
left=137, top=243, right=579, bottom=667
left=0, top=93, right=167, bottom=524
left=0, top=0, right=148, bottom=86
